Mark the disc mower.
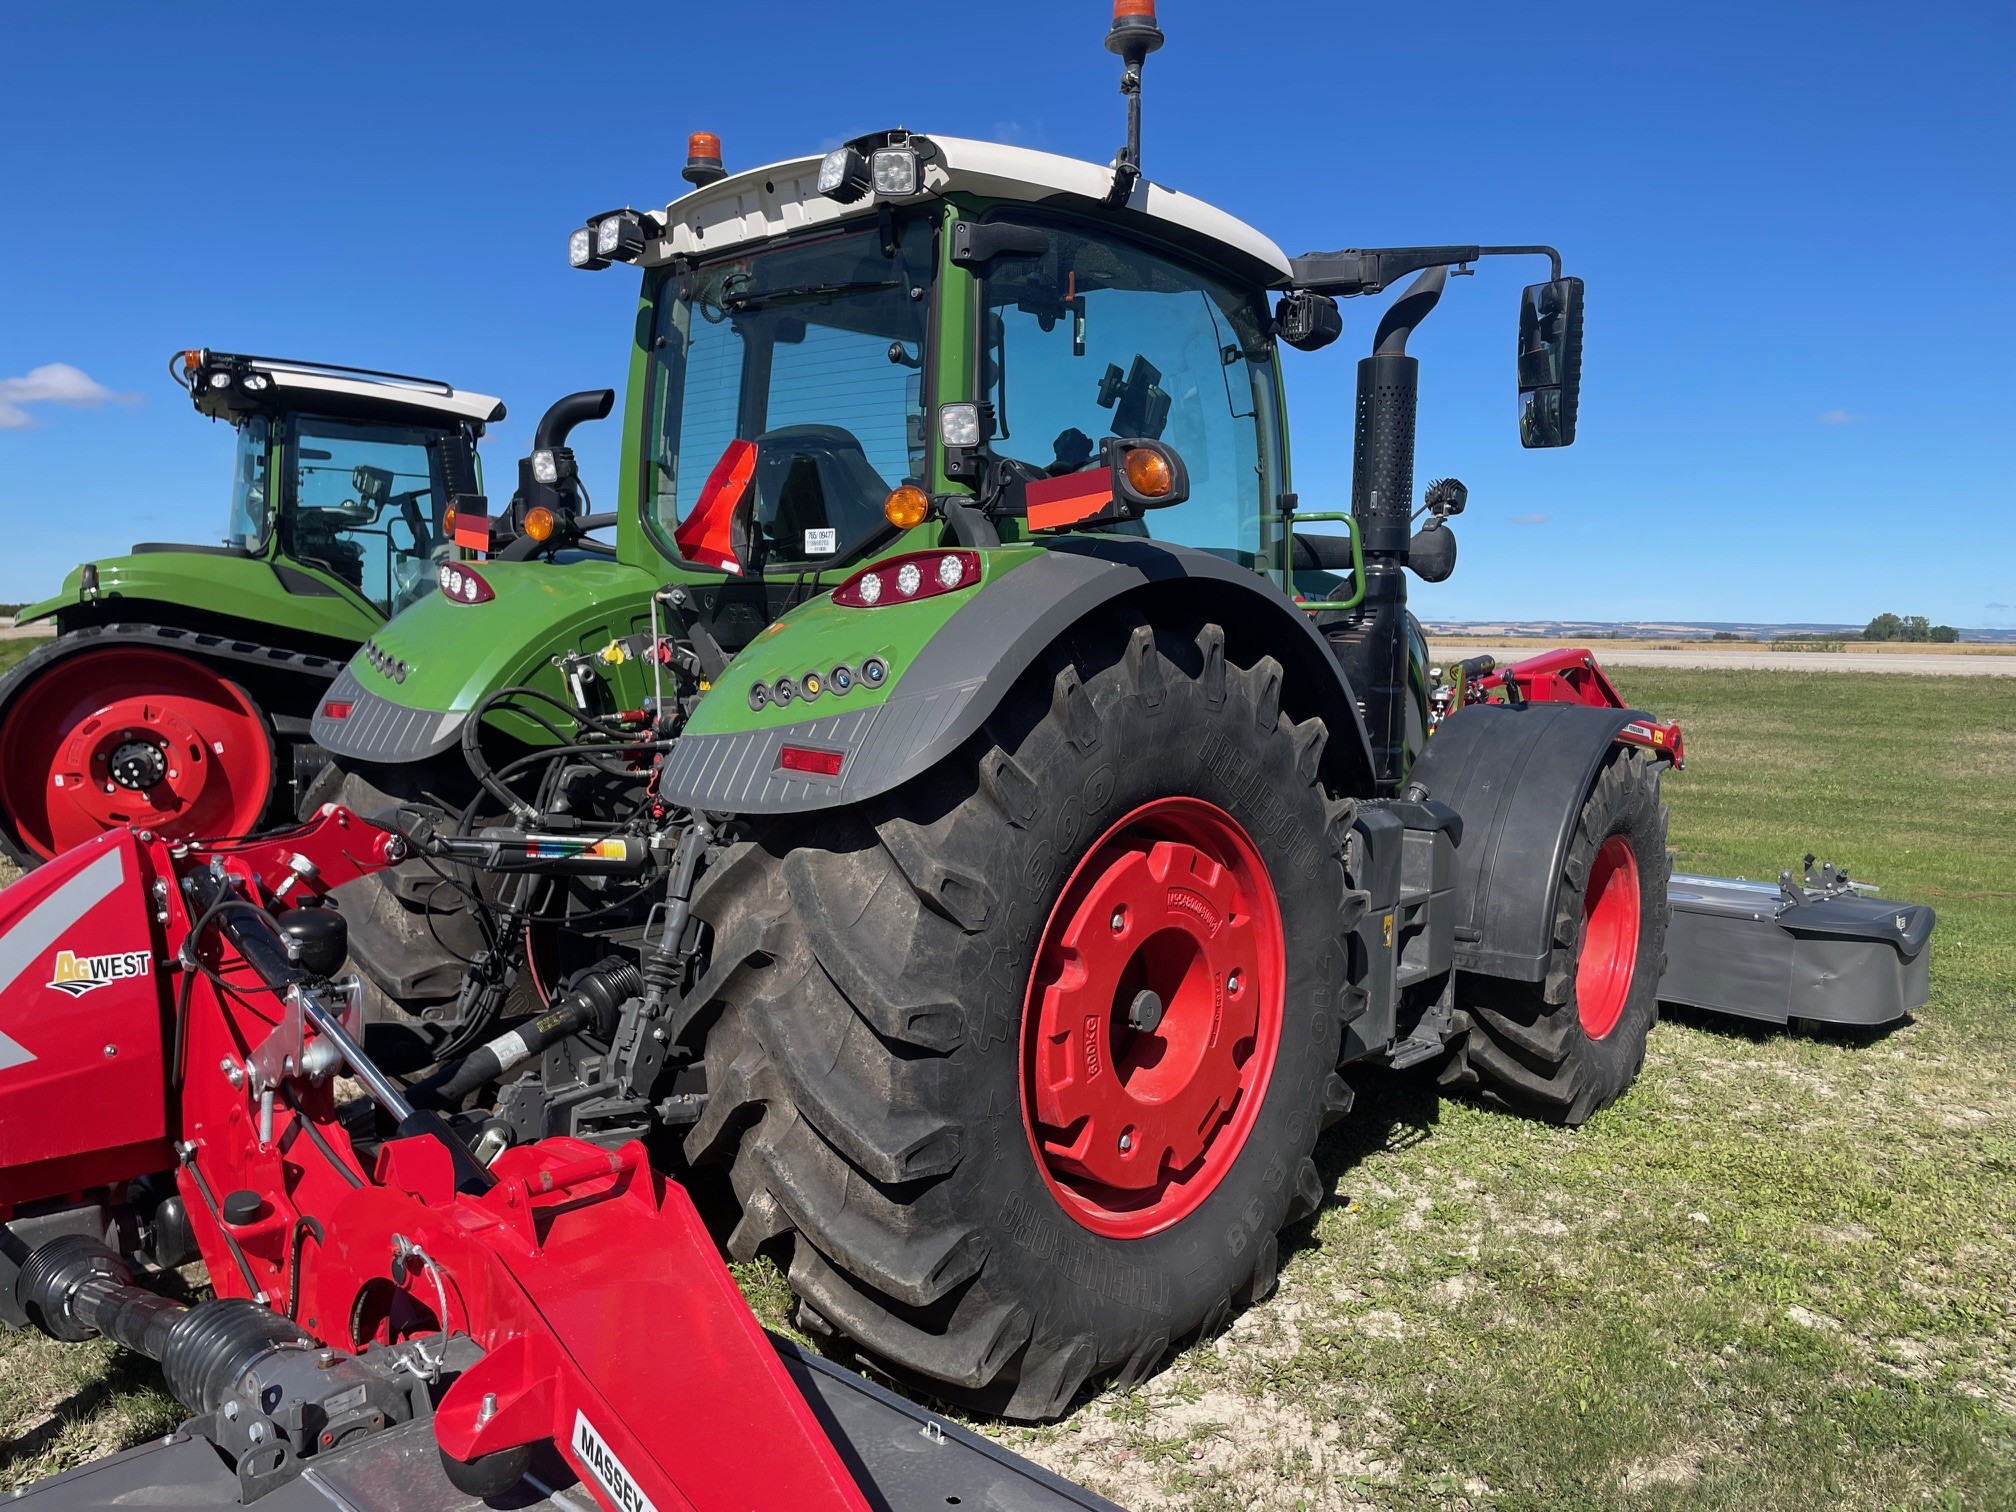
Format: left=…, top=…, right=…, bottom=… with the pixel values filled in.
left=0, top=351, right=503, bottom=867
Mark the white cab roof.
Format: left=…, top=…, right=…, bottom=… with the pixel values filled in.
left=646, top=134, right=1292, bottom=284
left=259, top=363, right=505, bottom=426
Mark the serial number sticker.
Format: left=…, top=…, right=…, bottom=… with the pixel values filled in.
left=803, top=527, right=838, bottom=555
left=572, top=1410, right=658, bottom=1512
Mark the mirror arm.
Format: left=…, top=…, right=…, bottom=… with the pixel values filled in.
left=1287, top=243, right=1561, bottom=298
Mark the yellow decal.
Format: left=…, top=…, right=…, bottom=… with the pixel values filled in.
left=1381, top=914, right=1394, bottom=948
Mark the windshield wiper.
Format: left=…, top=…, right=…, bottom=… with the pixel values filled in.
left=723, top=278, right=906, bottom=312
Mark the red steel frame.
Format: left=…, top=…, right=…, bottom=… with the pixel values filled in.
left=0, top=811, right=872, bottom=1512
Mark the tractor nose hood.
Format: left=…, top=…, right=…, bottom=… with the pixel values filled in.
left=312, top=559, right=658, bottom=762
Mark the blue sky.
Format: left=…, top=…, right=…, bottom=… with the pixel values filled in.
left=5, top=1, right=2011, bottom=626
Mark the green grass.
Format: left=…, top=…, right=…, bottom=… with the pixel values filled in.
left=5, top=670, right=2014, bottom=1509
left=0, top=638, right=40, bottom=678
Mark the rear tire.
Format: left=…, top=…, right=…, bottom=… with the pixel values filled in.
left=683, top=612, right=1357, bottom=1418
left=1448, top=749, right=1671, bottom=1125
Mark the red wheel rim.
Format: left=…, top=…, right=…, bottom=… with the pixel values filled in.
left=1020, top=796, right=1286, bottom=1239
left=1576, top=834, right=1642, bottom=1040
left=0, top=647, right=272, bottom=859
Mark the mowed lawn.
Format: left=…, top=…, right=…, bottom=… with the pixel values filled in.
left=5, top=668, right=2014, bottom=1511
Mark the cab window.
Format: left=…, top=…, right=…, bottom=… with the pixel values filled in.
left=287, top=415, right=456, bottom=613
left=644, top=216, right=933, bottom=571
left=982, top=225, right=1278, bottom=564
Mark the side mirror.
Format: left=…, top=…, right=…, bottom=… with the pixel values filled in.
left=1517, top=277, right=1584, bottom=448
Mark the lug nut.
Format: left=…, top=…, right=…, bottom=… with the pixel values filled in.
left=1118, top=1131, right=1133, bottom=1152
left=1226, top=969, right=1242, bottom=995
left=1110, top=908, right=1127, bottom=933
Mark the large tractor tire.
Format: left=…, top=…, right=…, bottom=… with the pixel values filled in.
left=1445, top=749, right=1671, bottom=1125
left=0, top=634, right=274, bottom=867
left=682, top=611, right=1358, bottom=1419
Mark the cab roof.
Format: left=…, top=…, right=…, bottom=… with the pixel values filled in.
left=643, top=134, right=1293, bottom=290
left=180, top=351, right=506, bottom=431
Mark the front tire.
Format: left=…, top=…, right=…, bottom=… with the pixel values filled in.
left=683, top=612, right=1357, bottom=1418
left=1449, top=749, right=1671, bottom=1125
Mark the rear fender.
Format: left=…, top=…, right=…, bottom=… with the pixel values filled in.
left=1406, top=700, right=1643, bottom=983
left=0, top=831, right=171, bottom=1209
left=656, top=536, right=1378, bottom=814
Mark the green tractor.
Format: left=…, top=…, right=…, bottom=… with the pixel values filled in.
left=307, top=8, right=1671, bottom=1418
left=0, top=350, right=503, bottom=866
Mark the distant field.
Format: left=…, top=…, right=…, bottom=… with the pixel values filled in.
left=4, top=669, right=2014, bottom=1512
left=1433, top=635, right=2016, bottom=656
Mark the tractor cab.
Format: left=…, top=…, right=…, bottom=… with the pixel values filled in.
left=0, top=353, right=505, bottom=867
left=179, top=350, right=504, bottom=618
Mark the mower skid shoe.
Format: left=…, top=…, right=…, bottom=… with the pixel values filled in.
left=1660, top=871, right=1934, bottom=1027
left=777, top=1339, right=1128, bottom=1511
left=7, top=1355, right=1126, bottom=1512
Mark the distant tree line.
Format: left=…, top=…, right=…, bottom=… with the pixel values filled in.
left=1863, top=613, right=1959, bottom=644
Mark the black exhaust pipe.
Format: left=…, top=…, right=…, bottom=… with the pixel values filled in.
left=1339, top=266, right=1446, bottom=792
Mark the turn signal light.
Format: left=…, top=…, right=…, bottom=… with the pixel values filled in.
left=180, top=349, right=203, bottom=373
left=832, top=550, right=980, bottom=608
left=882, top=484, right=930, bottom=529
left=522, top=506, right=558, bottom=543
left=1124, top=447, right=1173, bottom=498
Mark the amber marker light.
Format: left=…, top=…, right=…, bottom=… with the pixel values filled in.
left=522, top=506, right=558, bottom=543
left=883, top=484, right=931, bottom=529
left=1124, top=447, right=1174, bottom=498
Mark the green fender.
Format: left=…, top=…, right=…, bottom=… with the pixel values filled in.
left=657, top=536, right=1379, bottom=815
left=310, top=558, right=663, bottom=761
left=20, top=549, right=381, bottom=648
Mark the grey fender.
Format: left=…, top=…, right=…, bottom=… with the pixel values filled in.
left=654, top=536, right=1378, bottom=815
left=1406, top=700, right=1647, bottom=983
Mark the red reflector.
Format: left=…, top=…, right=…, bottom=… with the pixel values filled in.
left=322, top=701, right=353, bottom=720
left=777, top=745, right=845, bottom=777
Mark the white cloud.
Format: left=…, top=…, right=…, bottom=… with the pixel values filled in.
left=1510, top=512, right=1549, bottom=525
left=1817, top=408, right=1865, bottom=425
left=0, top=363, right=118, bottom=430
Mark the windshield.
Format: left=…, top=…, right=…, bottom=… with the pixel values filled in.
left=285, top=415, right=471, bottom=614
left=982, top=223, right=1281, bottom=568
left=225, top=415, right=272, bottom=551
left=644, top=216, right=933, bottom=570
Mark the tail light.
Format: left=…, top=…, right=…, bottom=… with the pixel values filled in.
left=438, top=564, right=495, bottom=604
left=832, top=550, right=979, bottom=608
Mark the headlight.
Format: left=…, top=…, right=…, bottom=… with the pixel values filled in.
left=531, top=449, right=559, bottom=485
left=817, top=146, right=870, bottom=203
left=871, top=147, right=918, bottom=197
left=939, top=403, right=981, bottom=449
left=596, top=216, right=625, bottom=256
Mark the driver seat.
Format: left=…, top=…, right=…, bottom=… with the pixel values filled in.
left=752, top=425, right=892, bottom=561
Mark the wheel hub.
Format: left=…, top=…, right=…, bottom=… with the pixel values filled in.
left=107, top=738, right=168, bottom=792
left=1576, top=834, right=1642, bottom=1040
left=1022, top=796, right=1286, bottom=1238
left=0, top=646, right=273, bottom=858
